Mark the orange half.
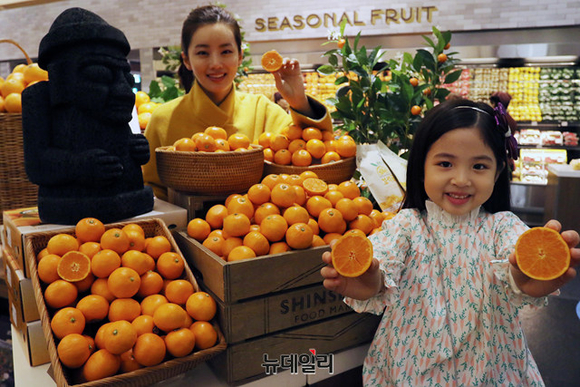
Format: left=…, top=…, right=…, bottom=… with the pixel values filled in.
left=261, top=50, right=283, bottom=72
left=515, top=227, right=570, bottom=281
left=331, top=234, right=373, bottom=278
left=57, top=251, right=91, bottom=282
left=302, top=178, right=329, bottom=197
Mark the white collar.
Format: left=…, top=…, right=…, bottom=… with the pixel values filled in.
left=425, top=200, right=481, bottom=225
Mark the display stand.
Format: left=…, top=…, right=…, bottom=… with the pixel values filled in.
left=11, top=324, right=368, bottom=386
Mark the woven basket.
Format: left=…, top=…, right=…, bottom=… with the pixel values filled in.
left=0, top=113, right=38, bottom=224
left=263, top=157, right=357, bottom=184
left=156, top=145, right=264, bottom=195
left=25, top=218, right=227, bottom=387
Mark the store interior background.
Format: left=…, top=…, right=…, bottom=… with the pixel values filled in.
left=1, top=1, right=580, bottom=386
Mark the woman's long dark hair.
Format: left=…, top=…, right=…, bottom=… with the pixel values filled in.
left=178, top=5, right=242, bottom=93
left=402, top=99, right=512, bottom=213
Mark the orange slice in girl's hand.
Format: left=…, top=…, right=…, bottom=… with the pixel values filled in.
left=515, top=227, right=570, bottom=281
left=331, top=233, right=373, bottom=277
left=261, top=50, right=283, bottom=72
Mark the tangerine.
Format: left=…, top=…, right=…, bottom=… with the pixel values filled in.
left=186, top=292, right=217, bottom=321
left=515, top=227, right=571, bottom=281
left=132, top=333, right=166, bottom=367
left=285, top=223, right=314, bottom=250
left=57, top=333, right=91, bottom=369
left=187, top=218, right=211, bottom=241
left=156, top=252, right=185, bottom=280
left=331, top=233, right=373, bottom=277
left=153, top=302, right=187, bottom=332
left=227, top=245, right=256, bottom=261
left=189, top=321, right=218, bottom=350
left=57, top=251, right=91, bottom=282
left=82, top=349, right=121, bottom=382
left=100, top=228, right=130, bottom=254
left=108, top=298, right=141, bottom=322
left=51, top=307, right=85, bottom=339
left=261, top=50, right=284, bottom=72
left=165, top=328, right=196, bottom=358
left=108, top=267, right=141, bottom=298
left=75, top=218, right=106, bottom=243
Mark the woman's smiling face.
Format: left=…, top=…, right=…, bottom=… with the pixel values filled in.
left=423, top=127, right=500, bottom=216
left=182, top=22, right=242, bottom=104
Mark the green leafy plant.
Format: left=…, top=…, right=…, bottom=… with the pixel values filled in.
left=318, top=24, right=462, bottom=158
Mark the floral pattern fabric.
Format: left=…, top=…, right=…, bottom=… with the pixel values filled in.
left=345, top=201, right=546, bottom=386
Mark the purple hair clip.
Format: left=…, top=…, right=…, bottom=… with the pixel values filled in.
left=493, top=102, right=518, bottom=161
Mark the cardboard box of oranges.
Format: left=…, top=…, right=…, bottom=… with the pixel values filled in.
left=24, top=218, right=226, bottom=387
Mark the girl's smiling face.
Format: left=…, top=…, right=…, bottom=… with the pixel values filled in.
left=182, top=23, right=242, bottom=105
left=424, top=127, right=500, bottom=216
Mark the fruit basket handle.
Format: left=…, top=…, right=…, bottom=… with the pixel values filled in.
left=0, top=39, right=32, bottom=65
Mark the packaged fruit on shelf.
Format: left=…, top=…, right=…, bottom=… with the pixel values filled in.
left=26, top=217, right=226, bottom=386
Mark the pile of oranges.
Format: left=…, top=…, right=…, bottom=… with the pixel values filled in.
left=186, top=172, right=390, bottom=261
left=0, top=62, right=48, bottom=113
left=258, top=125, right=356, bottom=166
left=134, top=91, right=160, bottom=131
left=36, top=218, right=219, bottom=382
left=172, top=126, right=253, bottom=153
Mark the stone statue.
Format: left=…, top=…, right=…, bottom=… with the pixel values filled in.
left=22, top=7, right=154, bottom=224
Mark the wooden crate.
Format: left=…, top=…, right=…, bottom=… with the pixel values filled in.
left=202, top=281, right=352, bottom=344
left=209, top=311, right=380, bottom=385
left=24, top=218, right=227, bottom=387
left=173, top=229, right=330, bottom=303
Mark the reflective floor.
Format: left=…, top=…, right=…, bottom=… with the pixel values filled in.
left=520, top=275, right=580, bottom=387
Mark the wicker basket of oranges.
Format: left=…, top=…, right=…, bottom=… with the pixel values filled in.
left=25, top=218, right=226, bottom=387
left=259, top=125, right=357, bottom=184
left=156, top=129, right=264, bottom=196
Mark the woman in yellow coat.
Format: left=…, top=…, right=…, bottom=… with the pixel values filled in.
left=143, top=5, right=332, bottom=199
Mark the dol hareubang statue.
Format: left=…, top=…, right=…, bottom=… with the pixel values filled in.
left=22, top=7, right=153, bottom=224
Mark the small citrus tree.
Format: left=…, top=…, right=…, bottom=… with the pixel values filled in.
left=318, top=25, right=462, bottom=158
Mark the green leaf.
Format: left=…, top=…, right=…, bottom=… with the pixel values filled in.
left=416, top=49, right=435, bottom=71
left=422, top=35, right=435, bottom=48
left=161, top=75, right=177, bottom=88
left=442, top=30, right=452, bottom=45
left=336, top=85, right=351, bottom=98
left=317, top=65, right=336, bottom=75
left=335, top=76, right=349, bottom=85
left=328, top=54, right=338, bottom=67
left=444, top=70, right=463, bottom=84
left=161, top=86, right=179, bottom=101
left=412, top=53, right=424, bottom=73
left=148, top=80, right=162, bottom=98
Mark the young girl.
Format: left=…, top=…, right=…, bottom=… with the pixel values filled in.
left=143, top=5, right=331, bottom=199
left=321, top=99, right=580, bottom=386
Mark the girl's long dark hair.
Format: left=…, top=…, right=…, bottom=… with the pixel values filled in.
left=178, top=5, right=242, bottom=93
left=402, top=99, right=511, bottom=213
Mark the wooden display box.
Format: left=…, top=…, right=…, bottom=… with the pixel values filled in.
left=3, top=248, right=39, bottom=331
left=173, top=230, right=330, bottom=303
left=209, top=311, right=380, bottom=385
left=2, top=198, right=187, bottom=277
left=24, top=218, right=226, bottom=387
left=203, top=282, right=352, bottom=344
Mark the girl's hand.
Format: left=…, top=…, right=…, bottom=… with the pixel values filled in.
left=509, top=219, right=580, bottom=297
left=320, top=243, right=384, bottom=300
left=272, top=58, right=314, bottom=116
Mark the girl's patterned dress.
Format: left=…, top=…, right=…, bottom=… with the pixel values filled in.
left=346, top=201, right=546, bottom=386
